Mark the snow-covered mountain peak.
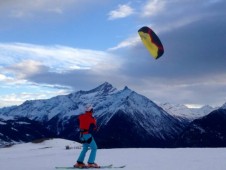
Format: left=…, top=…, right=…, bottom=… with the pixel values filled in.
left=160, top=103, right=216, bottom=121
left=199, top=105, right=215, bottom=113
left=123, top=86, right=130, bottom=90
left=88, top=82, right=117, bottom=95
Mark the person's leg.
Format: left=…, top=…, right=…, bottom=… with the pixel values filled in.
left=77, top=143, right=88, bottom=163
left=87, top=137, right=97, bottom=164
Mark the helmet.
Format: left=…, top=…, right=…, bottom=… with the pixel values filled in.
left=85, top=104, right=93, bottom=112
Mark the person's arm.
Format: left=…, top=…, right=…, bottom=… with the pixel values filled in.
left=89, top=118, right=97, bottom=134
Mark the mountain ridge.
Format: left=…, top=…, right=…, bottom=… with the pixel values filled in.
left=0, top=82, right=225, bottom=148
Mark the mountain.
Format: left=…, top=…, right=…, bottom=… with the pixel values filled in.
left=0, top=82, right=118, bottom=121
left=0, top=117, right=54, bottom=147
left=176, top=104, right=226, bottom=147
left=0, top=82, right=186, bottom=148
left=160, top=103, right=216, bottom=121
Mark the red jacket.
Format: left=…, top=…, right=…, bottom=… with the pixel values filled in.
left=78, top=111, right=96, bottom=134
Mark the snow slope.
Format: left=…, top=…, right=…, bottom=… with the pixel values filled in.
left=0, top=138, right=226, bottom=170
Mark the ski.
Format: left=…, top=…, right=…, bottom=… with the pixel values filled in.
left=55, top=164, right=126, bottom=169
left=111, top=165, right=126, bottom=168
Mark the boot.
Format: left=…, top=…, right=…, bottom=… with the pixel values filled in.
left=74, top=162, right=86, bottom=168
left=87, top=162, right=100, bottom=168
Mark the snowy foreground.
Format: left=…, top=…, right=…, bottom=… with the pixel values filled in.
left=0, top=139, right=226, bottom=170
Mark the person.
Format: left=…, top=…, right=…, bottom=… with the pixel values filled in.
left=74, top=105, right=100, bottom=168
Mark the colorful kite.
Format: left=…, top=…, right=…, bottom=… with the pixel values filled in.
left=138, top=26, right=164, bottom=59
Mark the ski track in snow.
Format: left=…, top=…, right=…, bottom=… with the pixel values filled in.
left=0, top=138, right=226, bottom=170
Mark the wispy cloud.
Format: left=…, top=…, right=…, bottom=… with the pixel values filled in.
left=108, top=35, right=140, bottom=51
left=0, top=0, right=67, bottom=18
left=4, top=60, right=46, bottom=79
left=109, top=0, right=224, bottom=51
left=0, top=74, right=12, bottom=82
left=0, top=42, right=122, bottom=107
left=0, top=0, right=226, bottom=108
left=141, top=0, right=166, bottom=17
left=0, top=0, right=93, bottom=19
left=0, top=42, right=121, bottom=90
left=0, top=43, right=120, bottom=95
left=0, top=87, right=69, bottom=107
left=108, top=4, right=134, bottom=20
left=0, top=43, right=116, bottom=73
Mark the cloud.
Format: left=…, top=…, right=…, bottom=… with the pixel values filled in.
left=0, top=42, right=122, bottom=90
left=108, top=35, right=140, bottom=51
left=0, top=74, right=13, bottom=82
left=0, top=0, right=226, bottom=108
left=110, top=0, right=226, bottom=51
left=0, top=87, right=69, bottom=107
left=105, top=0, right=226, bottom=107
left=0, top=0, right=67, bottom=18
left=0, top=43, right=118, bottom=73
left=4, top=60, right=46, bottom=79
left=0, top=93, right=28, bottom=107
left=108, top=4, right=134, bottom=20
left=141, top=0, right=166, bottom=17
left=0, top=0, right=100, bottom=19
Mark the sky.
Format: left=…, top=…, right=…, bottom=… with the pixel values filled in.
left=0, top=0, right=226, bottom=108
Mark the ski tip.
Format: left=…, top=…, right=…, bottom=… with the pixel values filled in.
left=115, top=165, right=126, bottom=168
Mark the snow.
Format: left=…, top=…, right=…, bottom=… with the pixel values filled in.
left=221, top=103, right=226, bottom=109
left=0, top=138, right=226, bottom=170
left=160, top=103, right=216, bottom=120
left=0, top=114, right=14, bottom=120
left=0, top=121, right=7, bottom=125
left=17, top=121, right=31, bottom=125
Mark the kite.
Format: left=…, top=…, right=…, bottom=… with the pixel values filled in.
left=138, top=26, right=164, bottom=59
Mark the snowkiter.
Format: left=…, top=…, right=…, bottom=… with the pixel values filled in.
left=74, top=105, right=100, bottom=168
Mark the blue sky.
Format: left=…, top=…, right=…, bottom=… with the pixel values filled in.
left=0, top=0, right=226, bottom=108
